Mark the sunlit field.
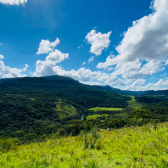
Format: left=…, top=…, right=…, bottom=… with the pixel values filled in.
left=1, top=122, right=168, bottom=168
left=89, top=107, right=123, bottom=112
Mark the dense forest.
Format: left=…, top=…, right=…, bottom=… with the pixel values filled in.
left=0, top=75, right=168, bottom=143
left=0, top=76, right=129, bottom=138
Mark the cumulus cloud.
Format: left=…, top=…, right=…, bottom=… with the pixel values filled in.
left=154, top=79, right=168, bottom=87
left=135, top=78, right=168, bottom=91
left=35, top=41, right=160, bottom=90
left=23, top=64, right=29, bottom=71
left=0, top=55, right=28, bottom=78
left=97, top=0, right=168, bottom=80
left=0, top=55, right=4, bottom=59
left=33, top=42, right=128, bottom=87
left=0, top=0, right=27, bottom=5
left=88, top=56, right=94, bottom=63
left=85, top=29, right=112, bottom=56
left=34, top=60, right=127, bottom=87
left=37, top=38, right=60, bottom=55
left=33, top=49, right=69, bottom=77
left=35, top=39, right=118, bottom=85
left=33, top=38, right=147, bottom=90
left=122, top=77, right=168, bottom=91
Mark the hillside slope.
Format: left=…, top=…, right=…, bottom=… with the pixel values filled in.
left=1, top=123, right=168, bottom=167
left=0, top=75, right=129, bottom=136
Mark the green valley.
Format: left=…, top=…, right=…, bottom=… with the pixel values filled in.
left=1, top=75, right=168, bottom=167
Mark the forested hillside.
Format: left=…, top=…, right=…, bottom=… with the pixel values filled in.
left=0, top=75, right=129, bottom=137
left=1, top=75, right=168, bottom=140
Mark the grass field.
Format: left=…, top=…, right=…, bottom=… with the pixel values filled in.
left=1, top=122, right=168, bottom=167
left=127, top=96, right=143, bottom=109
left=86, top=114, right=108, bottom=120
left=89, top=107, right=123, bottom=112
left=54, top=101, right=77, bottom=119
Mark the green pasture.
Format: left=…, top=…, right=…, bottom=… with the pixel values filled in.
left=1, top=123, right=168, bottom=167
left=86, top=114, right=108, bottom=120
left=89, top=107, right=123, bottom=112
left=127, top=96, right=143, bottom=109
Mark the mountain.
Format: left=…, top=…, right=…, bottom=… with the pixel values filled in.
left=1, top=75, right=168, bottom=137
left=1, top=75, right=168, bottom=96
left=87, top=84, right=168, bottom=96
left=0, top=75, right=129, bottom=136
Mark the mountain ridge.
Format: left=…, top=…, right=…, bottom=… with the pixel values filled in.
left=0, top=74, right=129, bottom=136
left=1, top=75, right=168, bottom=96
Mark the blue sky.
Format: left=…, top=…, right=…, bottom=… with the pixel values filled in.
left=0, top=0, right=168, bottom=91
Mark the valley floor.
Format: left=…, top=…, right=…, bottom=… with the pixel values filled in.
left=1, top=123, right=168, bottom=167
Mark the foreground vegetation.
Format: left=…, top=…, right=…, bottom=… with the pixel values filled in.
left=1, top=123, right=168, bottom=167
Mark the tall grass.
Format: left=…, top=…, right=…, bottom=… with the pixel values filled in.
left=1, top=123, right=168, bottom=167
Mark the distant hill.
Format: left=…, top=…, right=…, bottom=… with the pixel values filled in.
left=1, top=75, right=168, bottom=137
left=0, top=75, right=129, bottom=136
left=85, top=83, right=168, bottom=96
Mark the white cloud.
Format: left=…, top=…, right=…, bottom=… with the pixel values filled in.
left=0, top=55, right=28, bottom=78
left=0, top=55, right=4, bottom=59
left=97, top=0, right=168, bottom=80
left=78, top=45, right=83, bottom=49
left=33, top=32, right=168, bottom=91
left=82, top=62, right=86, bottom=66
left=0, top=42, right=3, bottom=45
left=165, top=60, right=168, bottom=65
left=154, top=79, right=167, bottom=87
left=80, top=81, right=102, bottom=86
left=88, top=56, right=94, bottom=63
left=85, top=29, right=112, bottom=56
left=142, top=79, right=168, bottom=90
left=33, top=55, right=130, bottom=89
left=107, top=67, right=114, bottom=72
left=33, top=49, right=69, bottom=77
left=34, top=61, right=126, bottom=87
left=131, top=78, right=146, bottom=86
left=34, top=43, right=129, bottom=87
left=23, top=64, right=29, bottom=71
left=0, top=0, right=27, bottom=5
left=161, top=73, right=167, bottom=77
left=37, top=38, right=60, bottom=55
left=46, top=49, right=69, bottom=64
left=123, top=77, right=168, bottom=91
left=139, top=60, right=164, bottom=75
left=35, top=45, right=168, bottom=91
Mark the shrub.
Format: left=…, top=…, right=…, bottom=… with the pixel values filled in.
left=0, top=137, right=18, bottom=152
left=81, top=128, right=100, bottom=149
left=23, top=133, right=37, bottom=142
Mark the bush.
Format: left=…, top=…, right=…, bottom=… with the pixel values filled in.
left=12, top=130, right=25, bottom=137
left=23, top=133, right=37, bottom=142
left=81, top=128, right=100, bottom=149
left=0, top=137, right=18, bottom=152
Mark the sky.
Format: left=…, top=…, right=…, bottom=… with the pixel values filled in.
left=0, top=0, right=168, bottom=91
